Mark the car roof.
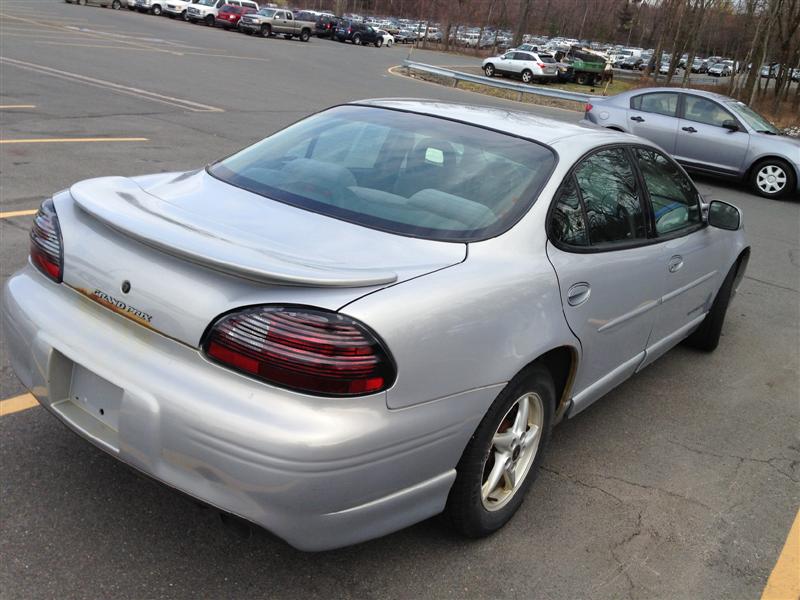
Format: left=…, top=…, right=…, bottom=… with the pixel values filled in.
left=616, top=87, right=734, bottom=102
left=350, top=99, right=628, bottom=146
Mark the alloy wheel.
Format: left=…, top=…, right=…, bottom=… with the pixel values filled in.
left=480, top=392, right=544, bottom=511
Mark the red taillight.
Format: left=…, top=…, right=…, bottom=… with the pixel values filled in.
left=585, top=103, right=593, bottom=113
left=30, top=198, right=63, bottom=283
left=538, top=62, right=545, bottom=69
left=204, top=306, right=396, bottom=396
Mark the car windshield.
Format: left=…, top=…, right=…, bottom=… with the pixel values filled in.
left=726, top=101, right=780, bottom=134
left=258, top=7, right=275, bottom=16
left=209, top=105, right=557, bottom=242
left=196, top=0, right=214, bottom=5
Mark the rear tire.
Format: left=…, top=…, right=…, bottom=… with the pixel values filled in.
left=205, top=13, right=214, bottom=26
left=521, top=69, right=533, bottom=84
left=353, top=34, right=361, bottom=45
left=111, top=0, right=121, bottom=8
left=445, top=363, right=555, bottom=538
left=375, top=38, right=383, bottom=47
left=749, top=158, right=796, bottom=200
left=575, top=72, right=589, bottom=85
left=299, top=29, right=310, bottom=42
left=151, top=3, right=161, bottom=14
left=685, top=261, right=738, bottom=352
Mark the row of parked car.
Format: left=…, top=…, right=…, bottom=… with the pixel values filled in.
left=65, top=0, right=403, bottom=46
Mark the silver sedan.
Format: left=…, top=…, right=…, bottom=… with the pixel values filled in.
left=582, top=87, right=800, bottom=199
left=3, top=100, right=749, bottom=550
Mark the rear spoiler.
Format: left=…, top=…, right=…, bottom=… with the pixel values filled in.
left=71, top=177, right=398, bottom=288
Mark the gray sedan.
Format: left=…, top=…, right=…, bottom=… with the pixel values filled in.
left=583, top=87, right=800, bottom=199
left=3, top=100, right=749, bottom=551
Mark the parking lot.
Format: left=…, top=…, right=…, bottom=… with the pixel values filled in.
left=1, top=0, right=799, bottom=598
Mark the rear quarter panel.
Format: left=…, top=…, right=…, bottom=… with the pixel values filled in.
left=342, top=181, right=581, bottom=410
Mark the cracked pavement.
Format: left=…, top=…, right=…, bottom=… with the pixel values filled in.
left=1, top=1, right=798, bottom=598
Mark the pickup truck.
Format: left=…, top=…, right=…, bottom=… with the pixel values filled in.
left=237, top=7, right=314, bottom=41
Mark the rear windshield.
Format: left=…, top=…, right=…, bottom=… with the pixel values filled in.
left=209, top=105, right=556, bottom=242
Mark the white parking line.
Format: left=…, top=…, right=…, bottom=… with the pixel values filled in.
left=0, top=57, right=224, bottom=112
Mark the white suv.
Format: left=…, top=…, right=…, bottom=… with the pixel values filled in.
left=186, top=0, right=257, bottom=25
left=482, top=51, right=558, bottom=83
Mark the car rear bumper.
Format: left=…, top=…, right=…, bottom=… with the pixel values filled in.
left=3, top=265, right=497, bottom=550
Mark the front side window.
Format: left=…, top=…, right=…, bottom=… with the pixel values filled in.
left=210, top=105, right=556, bottom=242
left=635, top=149, right=701, bottom=235
left=683, top=96, right=735, bottom=127
left=630, top=92, right=679, bottom=117
left=574, top=148, right=646, bottom=245
left=258, top=7, right=275, bottom=16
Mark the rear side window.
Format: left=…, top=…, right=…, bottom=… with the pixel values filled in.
left=550, top=148, right=647, bottom=249
left=550, top=177, right=588, bottom=246
left=635, top=148, right=701, bottom=235
left=630, top=92, right=679, bottom=117
left=573, top=148, right=646, bottom=245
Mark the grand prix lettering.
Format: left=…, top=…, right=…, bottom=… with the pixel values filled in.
left=91, top=289, right=153, bottom=324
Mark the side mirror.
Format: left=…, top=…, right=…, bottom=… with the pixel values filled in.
left=708, top=200, right=741, bottom=231
left=722, top=120, right=739, bottom=132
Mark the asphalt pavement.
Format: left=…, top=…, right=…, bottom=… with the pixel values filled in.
left=1, top=1, right=799, bottom=598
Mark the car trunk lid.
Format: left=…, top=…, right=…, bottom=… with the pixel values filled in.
left=58, top=171, right=466, bottom=347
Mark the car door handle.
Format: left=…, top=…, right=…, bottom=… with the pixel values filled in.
left=630, top=116, right=645, bottom=122
left=668, top=255, right=684, bottom=273
left=567, top=282, right=591, bottom=307
left=682, top=126, right=697, bottom=133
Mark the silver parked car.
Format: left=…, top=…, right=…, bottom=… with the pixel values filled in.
left=3, top=100, right=749, bottom=551
left=483, top=50, right=558, bottom=83
left=583, top=88, right=800, bottom=199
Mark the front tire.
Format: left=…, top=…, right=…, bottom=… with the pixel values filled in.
left=260, top=24, right=271, bottom=37
left=111, top=0, right=121, bottom=8
left=151, top=3, right=161, bottom=14
left=484, top=63, right=495, bottom=77
left=445, top=363, right=555, bottom=538
left=749, top=158, right=796, bottom=199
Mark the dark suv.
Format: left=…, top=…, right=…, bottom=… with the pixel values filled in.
left=335, top=21, right=382, bottom=46
left=315, top=15, right=338, bottom=38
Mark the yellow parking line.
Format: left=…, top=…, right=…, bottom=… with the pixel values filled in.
left=0, top=393, right=39, bottom=416
left=0, top=104, right=36, bottom=109
left=0, top=208, right=37, bottom=218
left=762, top=509, right=800, bottom=600
left=0, top=137, right=148, bottom=144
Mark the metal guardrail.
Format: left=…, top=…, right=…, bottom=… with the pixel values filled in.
left=402, top=60, right=597, bottom=103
